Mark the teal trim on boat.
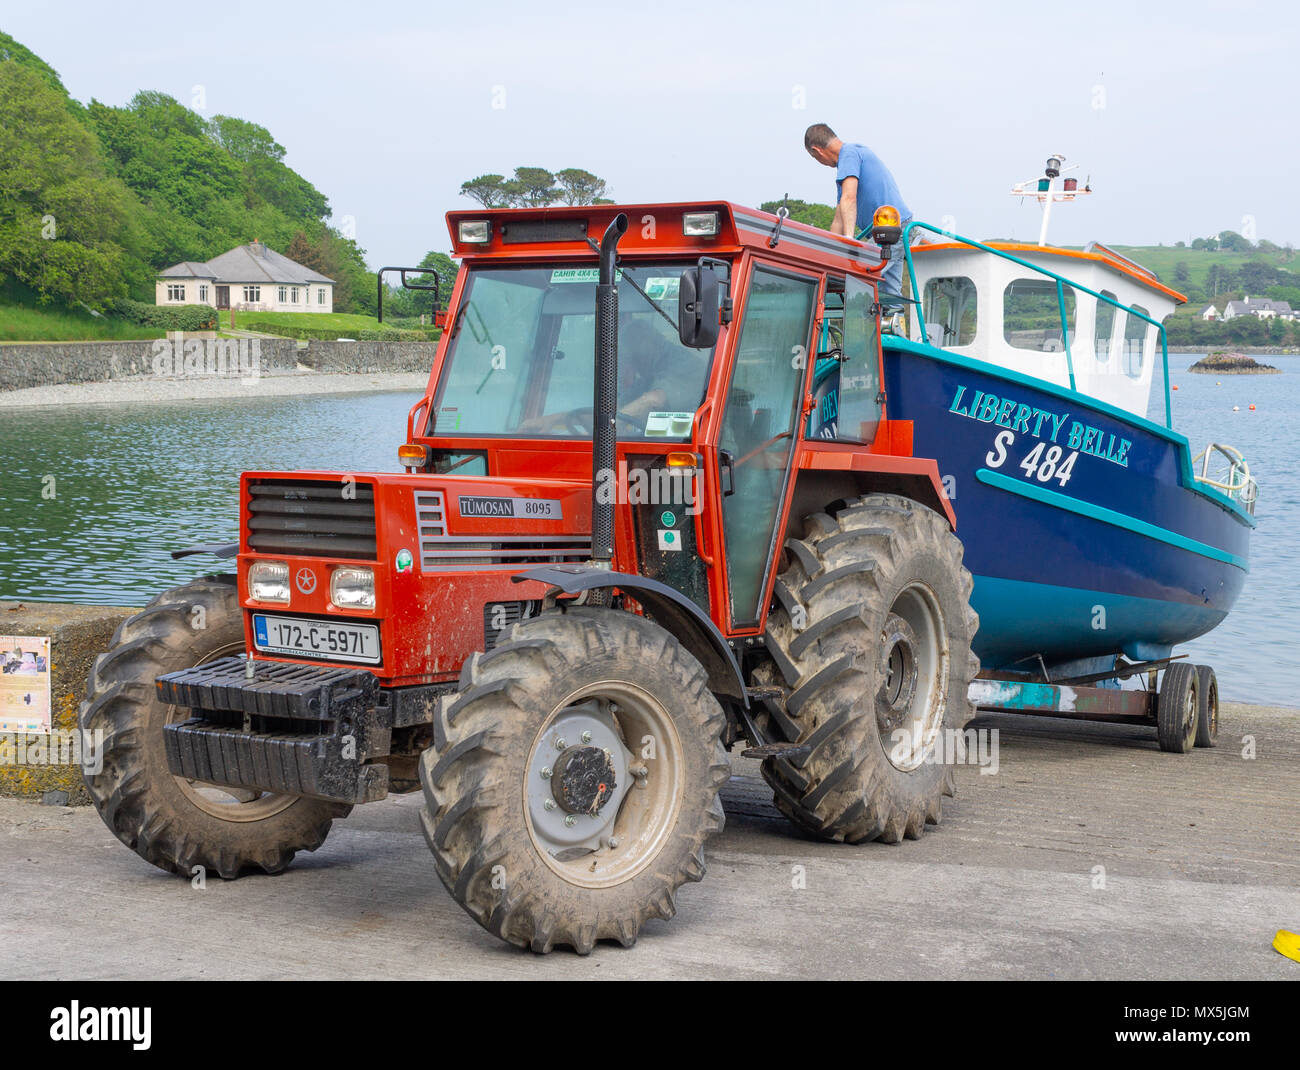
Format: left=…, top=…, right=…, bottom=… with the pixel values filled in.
left=975, top=468, right=1250, bottom=570
left=883, top=333, right=1257, bottom=528
left=970, top=575, right=1224, bottom=666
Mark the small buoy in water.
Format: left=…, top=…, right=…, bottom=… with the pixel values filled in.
left=1233, top=405, right=1240, bottom=411
left=1249, top=403, right=1256, bottom=410
left=1216, top=381, right=1222, bottom=385
left=1172, top=384, right=1179, bottom=390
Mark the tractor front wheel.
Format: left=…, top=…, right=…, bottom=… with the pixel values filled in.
left=419, top=607, right=730, bottom=954
left=80, top=579, right=349, bottom=878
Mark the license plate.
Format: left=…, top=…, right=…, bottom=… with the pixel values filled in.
left=252, top=614, right=381, bottom=664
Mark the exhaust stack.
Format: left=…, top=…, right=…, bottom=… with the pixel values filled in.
left=591, top=213, right=628, bottom=567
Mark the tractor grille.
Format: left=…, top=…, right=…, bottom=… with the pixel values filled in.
left=247, top=479, right=377, bottom=560
left=415, top=490, right=590, bottom=571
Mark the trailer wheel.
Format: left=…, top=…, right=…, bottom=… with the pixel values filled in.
left=1156, top=662, right=1199, bottom=753
left=1194, top=664, right=1219, bottom=748
left=760, top=494, right=980, bottom=844
left=419, top=607, right=730, bottom=954
left=80, top=580, right=349, bottom=878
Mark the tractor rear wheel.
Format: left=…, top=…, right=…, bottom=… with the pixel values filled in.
left=80, top=579, right=349, bottom=878
left=760, top=494, right=980, bottom=843
left=419, top=607, right=730, bottom=954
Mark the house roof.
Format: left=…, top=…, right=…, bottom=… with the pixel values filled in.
left=158, top=261, right=217, bottom=279
left=157, top=242, right=332, bottom=285
left=1225, top=296, right=1292, bottom=314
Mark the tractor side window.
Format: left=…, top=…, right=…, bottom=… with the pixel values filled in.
left=834, top=275, right=881, bottom=443
left=719, top=266, right=818, bottom=627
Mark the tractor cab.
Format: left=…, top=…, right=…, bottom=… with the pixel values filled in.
left=395, top=202, right=948, bottom=641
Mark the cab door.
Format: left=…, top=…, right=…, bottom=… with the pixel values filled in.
left=715, top=264, right=820, bottom=629
left=808, top=274, right=882, bottom=442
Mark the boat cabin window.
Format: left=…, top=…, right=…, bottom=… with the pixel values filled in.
left=1122, top=305, right=1150, bottom=379
left=922, top=276, right=977, bottom=347
left=1003, top=279, right=1076, bottom=353
left=1094, top=290, right=1117, bottom=364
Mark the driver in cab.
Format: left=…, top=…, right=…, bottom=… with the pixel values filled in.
left=518, top=317, right=704, bottom=435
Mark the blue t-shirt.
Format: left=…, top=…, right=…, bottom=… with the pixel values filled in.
left=836, top=143, right=910, bottom=234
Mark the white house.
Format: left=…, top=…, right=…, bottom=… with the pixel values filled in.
left=1200, top=303, right=1218, bottom=321
left=156, top=241, right=334, bottom=313
left=1221, top=296, right=1293, bottom=321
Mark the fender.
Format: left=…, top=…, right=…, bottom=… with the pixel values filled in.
left=795, top=437, right=956, bottom=529
left=513, top=565, right=746, bottom=704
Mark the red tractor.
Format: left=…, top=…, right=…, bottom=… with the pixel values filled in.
left=82, top=202, right=978, bottom=953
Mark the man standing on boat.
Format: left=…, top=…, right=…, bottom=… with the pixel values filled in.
left=804, top=123, right=912, bottom=296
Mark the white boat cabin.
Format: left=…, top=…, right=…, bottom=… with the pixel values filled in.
left=907, top=241, right=1184, bottom=419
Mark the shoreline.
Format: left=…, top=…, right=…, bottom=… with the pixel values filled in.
left=0, top=369, right=428, bottom=409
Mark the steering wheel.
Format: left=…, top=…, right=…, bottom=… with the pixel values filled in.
left=563, top=406, right=645, bottom=436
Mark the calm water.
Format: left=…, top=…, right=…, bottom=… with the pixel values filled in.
left=0, top=356, right=1296, bottom=705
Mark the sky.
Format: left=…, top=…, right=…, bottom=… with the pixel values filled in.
left=4, top=0, right=1297, bottom=269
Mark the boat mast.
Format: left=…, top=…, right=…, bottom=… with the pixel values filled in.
left=1011, top=154, right=1091, bottom=245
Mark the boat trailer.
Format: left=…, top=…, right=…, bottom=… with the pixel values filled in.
left=968, top=656, right=1219, bottom=753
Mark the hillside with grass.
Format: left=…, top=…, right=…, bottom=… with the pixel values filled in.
left=0, top=29, right=375, bottom=328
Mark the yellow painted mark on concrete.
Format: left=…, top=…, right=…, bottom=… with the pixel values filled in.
left=1274, top=930, right=1300, bottom=963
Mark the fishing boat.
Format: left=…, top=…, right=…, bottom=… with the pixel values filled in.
left=873, top=157, right=1257, bottom=683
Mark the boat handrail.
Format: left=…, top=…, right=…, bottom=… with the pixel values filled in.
left=885, top=220, right=1175, bottom=430
left=1192, top=442, right=1258, bottom=514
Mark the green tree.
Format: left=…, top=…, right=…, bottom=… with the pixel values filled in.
left=510, top=167, right=559, bottom=207
left=412, top=251, right=456, bottom=310
left=555, top=168, right=609, bottom=205
left=460, top=174, right=511, bottom=207
left=1173, top=261, right=1190, bottom=286
left=384, top=250, right=457, bottom=317
left=760, top=198, right=835, bottom=230
left=1218, top=230, right=1253, bottom=253
left=0, top=61, right=136, bottom=307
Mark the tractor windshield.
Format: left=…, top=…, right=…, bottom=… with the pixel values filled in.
left=430, top=262, right=717, bottom=440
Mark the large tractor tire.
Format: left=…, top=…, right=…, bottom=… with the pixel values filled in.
left=419, top=607, right=730, bottom=954
left=80, top=579, right=349, bottom=879
left=760, top=494, right=980, bottom=844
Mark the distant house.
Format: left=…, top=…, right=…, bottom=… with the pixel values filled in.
left=1200, top=303, right=1218, bottom=321
left=1220, top=296, right=1294, bottom=322
left=155, top=241, right=333, bottom=313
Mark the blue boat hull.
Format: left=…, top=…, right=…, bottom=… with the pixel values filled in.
left=877, top=337, right=1253, bottom=670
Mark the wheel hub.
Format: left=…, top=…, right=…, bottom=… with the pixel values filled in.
left=876, top=614, right=920, bottom=735
left=526, top=702, right=633, bottom=860
left=551, top=745, right=617, bottom=815
left=875, top=588, right=948, bottom=772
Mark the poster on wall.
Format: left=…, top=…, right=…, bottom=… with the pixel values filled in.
left=0, top=635, right=53, bottom=735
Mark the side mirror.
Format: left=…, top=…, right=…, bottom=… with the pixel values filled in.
left=678, top=265, right=720, bottom=349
